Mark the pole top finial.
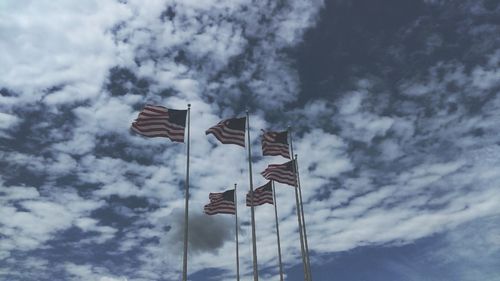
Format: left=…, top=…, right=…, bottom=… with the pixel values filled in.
left=295, top=154, right=298, bottom=158
left=188, top=103, right=191, bottom=108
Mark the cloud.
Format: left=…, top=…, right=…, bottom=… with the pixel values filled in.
left=64, top=263, right=128, bottom=281
left=0, top=0, right=133, bottom=104
left=166, top=209, right=235, bottom=253
left=0, top=112, right=20, bottom=138
left=0, top=112, right=20, bottom=129
left=0, top=178, right=108, bottom=260
left=1, top=0, right=499, bottom=280
left=410, top=215, right=500, bottom=281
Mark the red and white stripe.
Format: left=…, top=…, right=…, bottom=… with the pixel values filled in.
left=262, top=132, right=290, bottom=159
left=261, top=161, right=296, bottom=187
left=206, top=118, right=245, bottom=147
left=246, top=181, right=273, bottom=206
left=204, top=191, right=236, bottom=215
left=131, top=104, right=185, bottom=142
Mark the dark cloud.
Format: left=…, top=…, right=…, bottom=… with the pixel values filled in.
left=106, top=67, right=151, bottom=97
left=294, top=0, right=500, bottom=103
left=1, top=0, right=499, bottom=280
left=167, top=209, right=235, bottom=254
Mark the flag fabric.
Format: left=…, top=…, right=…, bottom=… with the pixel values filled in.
left=246, top=181, right=273, bottom=206
left=262, top=130, right=290, bottom=159
left=131, top=104, right=187, bottom=142
left=204, top=189, right=236, bottom=215
left=205, top=117, right=246, bottom=147
left=261, top=160, right=297, bottom=187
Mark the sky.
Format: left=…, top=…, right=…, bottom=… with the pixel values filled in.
left=1, top=0, right=500, bottom=280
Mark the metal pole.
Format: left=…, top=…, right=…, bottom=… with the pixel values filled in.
left=182, top=104, right=191, bottom=281
left=246, top=110, right=259, bottom=281
left=296, top=154, right=312, bottom=281
left=235, top=183, right=240, bottom=281
left=272, top=181, right=284, bottom=281
left=288, top=127, right=308, bottom=281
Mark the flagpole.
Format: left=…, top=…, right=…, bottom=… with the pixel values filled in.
left=246, top=110, right=259, bottom=281
left=182, top=104, right=191, bottom=281
left=234, top=183, right=240, bottom=281
left=295, top=154, right=312, bottom=281
left=272, top=181, right=284, bottom=281
left=288, top=127, right=308, bottom=281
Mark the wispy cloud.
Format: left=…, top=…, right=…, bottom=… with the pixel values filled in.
left=1, top=0, right=499, bottom=280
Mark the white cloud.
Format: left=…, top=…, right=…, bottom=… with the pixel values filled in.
left=0, top=0, right=133, bottom=104
left=64, top=263, right=128, bottom=281
left=1, top=0, right=499, bottom=280
left=0, top=1, right=323, bottom=277
left=0, top=112, right=20, bottom=129
left=0, top=112, right=20, bottom=138
left=0, top=178, right=108, bottom=259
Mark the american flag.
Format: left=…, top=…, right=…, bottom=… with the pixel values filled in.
left=205, top=117, right=246, bottom=147
left=131, top=104, right=187, bottom=142
left=262, top=130, right=290, bottom=159
left=204, top=189, right=236, bottom=215
left=261, top=160, right=297, bottom=187
left=246, top=181, right=273, bottom=206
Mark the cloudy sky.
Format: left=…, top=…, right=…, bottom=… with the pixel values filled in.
left=1, top=0, right=500, bottom=280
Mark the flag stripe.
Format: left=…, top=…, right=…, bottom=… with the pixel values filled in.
left=208, top=129, right=245, bottom=140
left=131, top=105, right=186, bottom=142
left=204, top=206, right=236, bottom=215
left=262, top=143, right=289, bottom=149
left=204, top=209, right=236, bottom=215
left=206, top=117, right=246, bottom=147
left=206, top=125, right=245, bottom=137
left=132, top=122, right=185, bottom=131
left=142, top=105, right=168, bottom=113
left=131, top=128, right=184, bottom=141
left=246, top=194, right=273, bottom=206
left=131, top=124, right=185, bottom=141
left=204, top=202, right=235, bottom=209
left=261, top=160, right=297, bottom=187
left=246, top=196, right=273, bottom=206
left=261, top=175, right=295, bottom=186
left=262, top=131, right=290, bottom=158
left=261, top=172, right=295, bottom=181
left=132, top=123, right=185, bottom=134
left=204, top=190, right=236, bottom=215
left=131, top=129, right=184, bottom=138
left=262, top=147, right=290, bottom=157
left=137, top=113, right=167, bottom=118
left=210, top=125, right=246, bottom=136
left=206, top=128, right=245, bottom=146
left=246, top=181, right=273, bottom=206
left=141, top=109, right=167, bottom=115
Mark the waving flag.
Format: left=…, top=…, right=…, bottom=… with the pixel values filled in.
left=204, top=189, right=236, bottom=215
left=131, top=104, right=187, bottom=142
left=206, top=117, right=246, bottom=147
left=246, top=181, right=273, bottom=206
left=262, top=130, right=290, bottom=159
left=261, top=160, right=296, bottom=187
